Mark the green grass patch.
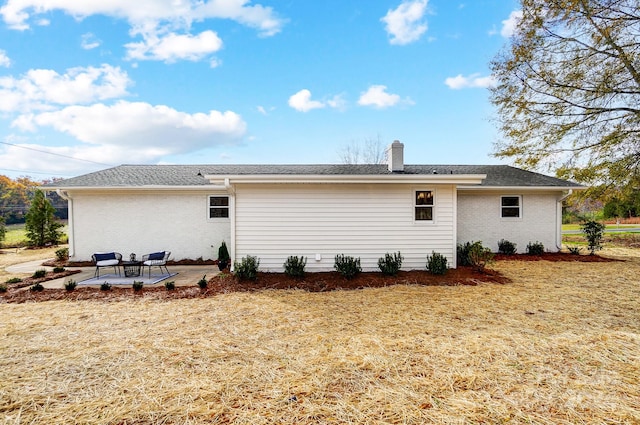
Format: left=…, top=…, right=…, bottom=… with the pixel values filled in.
left=2, top=223, right=68, bottom=248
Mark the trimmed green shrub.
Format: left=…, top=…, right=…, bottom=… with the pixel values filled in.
left=458, top=241, right=494, bottom=271
left=426, top=251, right=448, bottom=275
left=100, top=282, right=112, bottom=291
left=32, top=269, right=46, bottom=279
left=378, top=251, right=403, bottom=276
left=197, top=275, right=208, bottom=289
left=53, top=266, right=65, bottom=273
left=5, top=277, right=22, bottom=284
left=235, top=256, right=260, bottom=281
left=217, top=241, right=230, bottom=269
left=581, top=220, right=606, bottom=255
left=526, top=241, right=545, bottom=255
left=497, top=239, right=517, bottom=255
left=0, top=283, right=7, bottom=293
left=30, top=282, right=44, bottom=292
left=132, top=281, right=144, bottom=292
left=55, top=247, right=69, bottom=262
left=334, top=254, right=361, bottom=280
left=64, top=280, right=77, bottom=291
left=165, top=281, right=176, bottom=291
left=284, top=255, right=307, bottom=278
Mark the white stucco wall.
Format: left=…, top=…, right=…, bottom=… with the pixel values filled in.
left=457, top=190, right=561, bottom=253
left=233, top=183, right=457, bottom=272
left=68, top=190, right=230, bottom=262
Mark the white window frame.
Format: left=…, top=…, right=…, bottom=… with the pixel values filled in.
left=208, top=195, right=229, bottom=219
left=501, top=195, right=522, bottom=220
left=414, top=189, right=435, bottom=222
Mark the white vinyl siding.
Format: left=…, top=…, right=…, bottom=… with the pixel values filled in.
left=234, top=183, right=456, bottom=272
left=457, top=191, right=559, bottom=253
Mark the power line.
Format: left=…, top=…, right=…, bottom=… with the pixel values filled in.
left=0, top=141, right=113, bottom=166
left=0, top=167, right=76, bottom=177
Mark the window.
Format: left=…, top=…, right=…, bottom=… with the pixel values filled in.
left=415, top=190, right=434, bottom=221
left=501, top=196, right=521, bottom=218
left=209, top=196, right=229, bottom=218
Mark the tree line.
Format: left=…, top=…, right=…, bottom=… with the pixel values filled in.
left=0, top=175, right=67, bottom=225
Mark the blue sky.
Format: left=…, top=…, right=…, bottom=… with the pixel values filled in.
left=0, top=0, right=521, bottom=179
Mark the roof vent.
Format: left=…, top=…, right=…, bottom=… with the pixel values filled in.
left=387, top=140, right=404, bottom=173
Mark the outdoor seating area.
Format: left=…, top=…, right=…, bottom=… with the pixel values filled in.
left=87, top=250, right=174, bottom=285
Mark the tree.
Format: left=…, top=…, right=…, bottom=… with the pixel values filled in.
left=490, top=0, right=640, bottom=195
left=24, top=189, right=63, bottom=247
left=339, top=136, right=387, bottom=164
left=581, top=219, right=606, bottom=254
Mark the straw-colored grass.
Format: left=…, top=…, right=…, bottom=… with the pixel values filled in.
left=1, top=249, right=639, bottom=424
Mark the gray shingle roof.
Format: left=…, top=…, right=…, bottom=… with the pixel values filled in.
left=45, top=164, right=583, bottom=188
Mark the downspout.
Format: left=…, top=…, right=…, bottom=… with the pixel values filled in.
left=225, top=178, right=236, bottom=272
left=556, top=189, right=573, bottom=251
left=56, top=189, right=75, bottom=258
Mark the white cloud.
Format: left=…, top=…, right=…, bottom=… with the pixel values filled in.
left=501, top=10, right=522, bottom=38
left=81, top=32, right=101, bottom=50
left=0, top=0, right=285, bottom=62
left=357, top=85, right=401, bottom=109
left=0, top=49, right=10, bottom=67
left=125, top=30, right=223, bottom=63
left=0, top=64, right=131, bottom=112
left=288, top=89, right=326, bottom=113
left=11, top=101, right=247, bottom=158
left=444, top=73, right=496, bottom=89
left=381, top=0, right=428, bottom=45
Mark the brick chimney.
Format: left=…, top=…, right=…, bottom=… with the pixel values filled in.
left=387, top=140, right=404, bottom=172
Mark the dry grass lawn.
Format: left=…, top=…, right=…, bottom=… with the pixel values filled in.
left=1, top=248, right=639, bottom=424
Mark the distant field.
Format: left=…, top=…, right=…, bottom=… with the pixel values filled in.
left=563, top=223, right=640, bottom=232
left=2, top=223, right=68, bottom=247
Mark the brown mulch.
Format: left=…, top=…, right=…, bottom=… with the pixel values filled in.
left=1, top=253, right=619, bottom=304
left=3, top=269, right=81, bottom=290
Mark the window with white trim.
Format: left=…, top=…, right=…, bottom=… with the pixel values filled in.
left=415, top=190, right=434, bottom=221
left=501, top=195, right=521, bottom=218
left=209, top=196, right=229, bottom=218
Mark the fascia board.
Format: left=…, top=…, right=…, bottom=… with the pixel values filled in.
left=205, top=174, right=488, bottom=185
left=457, top=185, right=586, bottom=191
left=42, top=185, right=228, bottom=192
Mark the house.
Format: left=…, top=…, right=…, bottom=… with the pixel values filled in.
left=46, top=141, right=583, bottom=271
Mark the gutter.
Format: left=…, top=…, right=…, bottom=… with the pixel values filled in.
left=556, top=189, right=573, bottom=250
left=56, top=189, right=75, bottom=258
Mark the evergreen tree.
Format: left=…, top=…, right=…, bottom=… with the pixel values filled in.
left=25, top=189, right=63, bottom=247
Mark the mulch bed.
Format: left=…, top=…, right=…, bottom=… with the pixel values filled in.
left=1, top=253, right=619, bottom=304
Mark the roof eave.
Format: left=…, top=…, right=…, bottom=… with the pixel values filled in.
left=204, top=173, right=488, bottom=185
left=457, top=185, right=586, bottom=191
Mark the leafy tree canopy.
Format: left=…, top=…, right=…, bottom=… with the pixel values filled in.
left=491, top=0, right=640, bottom=197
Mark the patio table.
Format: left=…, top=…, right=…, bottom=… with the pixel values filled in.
left=122, top=261, right=143, bottom=278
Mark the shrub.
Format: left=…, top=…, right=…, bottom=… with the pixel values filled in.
left=334, top=254, right=361, bottom=280
left=197, top=275, right=208, bottom=289
left=165, top=281, right=176, bottom=291
left=581, top=220, right=606, bottom=255
left=458, top=241, right=494, bottom=271
left=217, top=241, right=230, bottom=269
left=64, top=280, right=77, bottom=291
left=497, top=239, right=517, bottom=255
left=132, top=281, right=144, bottom=292
left=53, top=266, right=65, bottom=273
left=55, top=247, right=69, bottom=262
left=32, top=269, right=47, bottom=279
left=457, top=241, right=476, bottom=266
left=0, top=283, right=7, bottom=293
left=235, top=256, right=260, bottom=281
left=378, top=251, right=403, bottom=276
left=284, top=255, right=307, bottom=278
left=5, top=277, right=22, bottom=284
left=567, top=245, right=582, bottom=255
left=426, top=251, right=448, bottom=275
left=526, top=241, right=545, bottom=255
left=30, top=282, right=44, bottom=292
left=100, top=282, right=112, bottom=291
